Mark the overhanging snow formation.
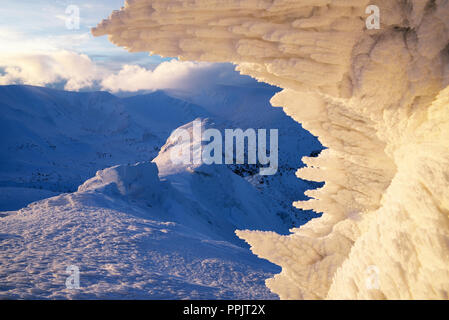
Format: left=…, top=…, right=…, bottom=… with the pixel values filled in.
left=93, top=0, right=449, bottom=299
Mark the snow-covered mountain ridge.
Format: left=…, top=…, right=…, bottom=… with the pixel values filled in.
left=0, top=160, right=280, bottom=299
left=0, top=84, right=320, bottom=215
left=0, top=83, right=321, bottom=298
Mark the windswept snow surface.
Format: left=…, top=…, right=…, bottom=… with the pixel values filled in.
left=0, top=162, right=279, bottom=299
left=0, top=84, right=321, bottom=298
left=93, top=0, right=449, bottom=299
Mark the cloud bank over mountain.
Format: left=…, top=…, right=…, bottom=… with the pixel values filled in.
left=93, top=0, right=449, bottom=299
left=0, top=50, right=253, bottom=92
left=100, top=60, right=257, bottom=92
left=0, top=51, right=100, bottom=91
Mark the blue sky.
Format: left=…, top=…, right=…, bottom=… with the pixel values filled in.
left=0, top=1, right=259, bottom=93
left=0, top=0, right=168, bottom=69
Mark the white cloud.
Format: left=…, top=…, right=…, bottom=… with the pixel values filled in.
left=0, top=50, right=254, bottom=92
left=0, top=51, right=104, bottom=91
left=100, top=60, right=248, bottom=93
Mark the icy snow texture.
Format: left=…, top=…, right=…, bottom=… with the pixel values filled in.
left=93, top=0, right=449, bottom=299
left=0, top=161, right=279, bottom=299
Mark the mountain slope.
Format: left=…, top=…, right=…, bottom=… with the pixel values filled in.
left=0, top=84, right=322, bottom=298
left=0, top=86, right=210, bottom=207
left=0, top=162, right=279, bottom=299
left=0, top=84, right=321, bottom=229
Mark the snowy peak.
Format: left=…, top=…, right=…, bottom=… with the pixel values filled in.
left=0, top=79, right=321, bottom=299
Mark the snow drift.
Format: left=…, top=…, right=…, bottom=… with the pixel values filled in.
left=78, top=162, right=163, bottom=199
left=0, top=160, right=280, bottom=299
left=93, top=0, right=449, bottom=299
